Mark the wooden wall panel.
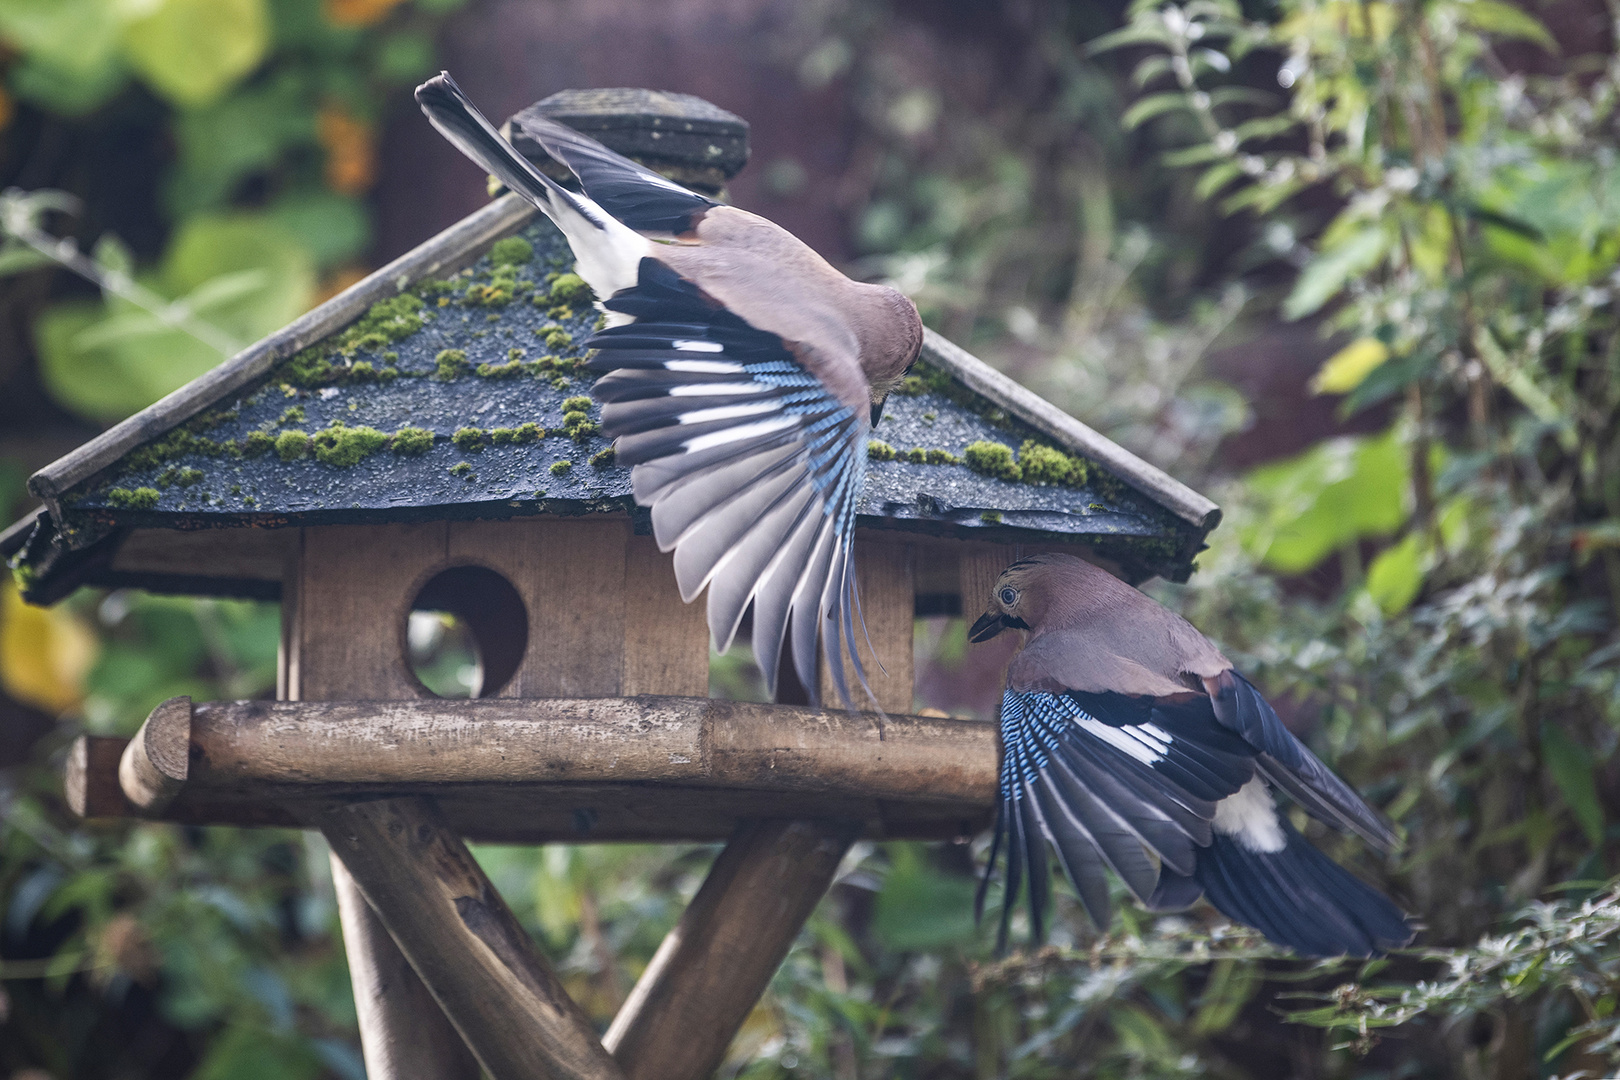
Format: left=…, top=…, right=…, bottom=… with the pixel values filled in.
left=621, top=534, right=709, bottom=697
left=820, top=536, right=914, bottom=714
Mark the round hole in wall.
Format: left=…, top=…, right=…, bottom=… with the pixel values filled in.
left=406, top=565, right=528, bottom=698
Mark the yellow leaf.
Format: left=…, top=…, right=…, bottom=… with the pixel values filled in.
left=0, top=581, right=97, bottom=714
left=1311, top=338, right=1390, bottom=395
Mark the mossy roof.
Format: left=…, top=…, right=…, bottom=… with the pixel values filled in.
left=7, top=197, right=1220, bottom=601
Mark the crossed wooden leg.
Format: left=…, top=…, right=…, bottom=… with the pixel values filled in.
left=323, top=798, right=855, bottom=1080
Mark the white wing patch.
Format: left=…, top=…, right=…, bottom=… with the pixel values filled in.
left=673, top=339, right=725, bottom=352
left=1075, top=718, right=1173, bottom=764
left=1212, top=777, right=1286, bottom=853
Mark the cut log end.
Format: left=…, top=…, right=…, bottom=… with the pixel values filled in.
left=118, top=695, right=192, bottom=811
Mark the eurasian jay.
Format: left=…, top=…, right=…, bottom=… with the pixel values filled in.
left=415, top=73, right=921, bottom=705
left=969, top=553, right=1412, bottom=957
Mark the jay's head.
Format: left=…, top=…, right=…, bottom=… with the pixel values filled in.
left=969, top=559, right=1046, bottom=642
left=863, top=287, right=924, bottom=425
left=968, top=554, right=1112, bottom=642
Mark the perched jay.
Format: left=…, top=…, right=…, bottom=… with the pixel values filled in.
left=415, top=74, right=921, bottom=705
left=969, top=554, right=1412, bottom=957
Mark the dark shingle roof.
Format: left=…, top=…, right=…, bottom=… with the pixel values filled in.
left=7, top=198, right=1219, bottom=601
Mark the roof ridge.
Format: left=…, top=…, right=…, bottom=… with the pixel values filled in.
left=919, top=329, right=1220, bottom=530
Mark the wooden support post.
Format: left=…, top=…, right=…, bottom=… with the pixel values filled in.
left=331, top=856, right=481, bottom=1080
left=318, top=796, right=625, bottom=1080
left=604, top=819, right=858, bottom=1080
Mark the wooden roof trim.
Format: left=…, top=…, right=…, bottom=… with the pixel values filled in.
left=920, top=329, right=1221, bottom=530
left=27, top=193, right=538, bottom=513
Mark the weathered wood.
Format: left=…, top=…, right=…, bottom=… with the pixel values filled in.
left=920, top=329, right=1221, bottom=531
left=118, top=695, right=191, bottom=811
left=516, top=518, right=628, bottom=697
left=172, top=695, right=995, bottom=803
left=111, top=527, right=294, bottom=586
left=318, top=796, right=625, bottom=1080
left=64, top=736, right=134, bottom=819
left=332, top=855, right=481, bottom=1080
left=68, top=772, right=985, bottom=843
left=958, top=542, right=1006, bottom=619
left=605, top=819, right=856, bottom=1080
left=821, top=537, right=915, bottom=714
left=289, top=527, right=475, bottom=1080
left=621, top=533, right=709, bottom=697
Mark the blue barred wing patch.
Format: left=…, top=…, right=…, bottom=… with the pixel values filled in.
left=588, top=257, right=871, bottom=705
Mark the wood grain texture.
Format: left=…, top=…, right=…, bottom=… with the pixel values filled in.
left=621, top=533, right=709, bottom=697
left=332, top=855, right=481, bottom=1080
left=117, top=695, right=191, bottom=811
left=180, top=696, right=995, bottom=802
left=65, top=736, right=134, bottom=819
left=318, top=797, right=625, bottom=1080
left=288, top=530, right=475, bottom=1080
left=958, top=542, right=1007, bottom=621
left=820, top=536, right=915, bottom=714
left=523, top=518, right=629, bottom=697
left=604, top=819, right=857, bottom=1080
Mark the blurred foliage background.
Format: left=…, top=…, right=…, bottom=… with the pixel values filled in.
left=3, top=0, right=1620, bottom=1077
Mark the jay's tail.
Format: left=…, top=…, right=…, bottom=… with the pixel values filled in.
left=1151, top=815, right=1413, bottom=958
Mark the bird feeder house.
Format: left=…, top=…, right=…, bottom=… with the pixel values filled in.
left=5, top=89, right=1221, bottom=1080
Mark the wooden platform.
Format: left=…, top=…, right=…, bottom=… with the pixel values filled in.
left=68, top=694, right=996, bottom=842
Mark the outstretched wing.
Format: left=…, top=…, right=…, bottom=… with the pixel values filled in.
left=1204, top=669, right=1398, bottom=851
left=982, top=688, right=1254, bottom=948
left=588, top=257, right=872, bottom=706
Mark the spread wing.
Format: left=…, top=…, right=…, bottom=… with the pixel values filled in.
left=982, top=688, right=1254, bottom=948
left=588, top=257, right=872, bottom=706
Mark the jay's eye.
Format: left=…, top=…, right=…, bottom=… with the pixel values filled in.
left=999, top=587, right=1018, bottom=606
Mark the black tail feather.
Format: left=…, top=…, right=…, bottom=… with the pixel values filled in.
left=1194, top=819, right=1412, bottom=957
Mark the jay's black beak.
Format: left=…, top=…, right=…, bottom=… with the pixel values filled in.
left=965, top=612, right=1004, bottom=637
left=870, top=395, right=889, bottom=426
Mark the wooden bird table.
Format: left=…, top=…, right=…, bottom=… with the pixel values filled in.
left=69, top=692, right=996, bottom=1080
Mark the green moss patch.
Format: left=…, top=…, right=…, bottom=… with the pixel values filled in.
left=312, top=424, right=388, bottom=467
left=963, top=441, right=1021, bottom=482
left=543, top=328, right=573, bottom=350
left=1018, top=440, right=1090, bottom=486
left=548, top=272, right=592, bottom=305
left=452, top=427, right=487, bottom=452
left=490, top=236, right=534, bottom=266
left=589, top=447, right=616, bottom=467
left=550, top=460, right=573, bottom=476
left=389, top=427, right=435, bottom=455
left=433, top=348, right=470, bottom=381
left=107, top=487, right=160, bottom=510
left=449, top=462, right=473, bottom=480
left=275, top=431, right=312, bottom=461
left=868, top=440, right=897, bottom=461
left=490, top=423, right=542, bottom=445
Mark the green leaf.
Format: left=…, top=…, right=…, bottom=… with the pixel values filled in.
left=1542, top=724, right=1604, bottom=846
left=1193, top=959, right=1261, bottom=1034
left=188, top=1024, right=321, bottom=1080
left=1311, top=337, right=1390, bottom=394
left=1244, top=429, right=1409, bottom=573
left=166, top=79, right=314, bottom=214
left=1194, top=160, right=1245, bottom=201
left=1284, top=226, right=1388, bottom=319
left=1457, top=0, right=1556, bottom=49
left=121, top=0, right=269, bottom=107
left=1122, top=92, right=1194, bottom=130
left=36, top=213, right=313, bottom=422
left=0, top=0, right=126, bottom=80
left=1086, top=22, right=1172, bottom=55
left=0, top=241, right=51, bottom=277
left=266, top=191, right=371, bottom=268
left=873, top=846, right=978, bottom=951
left=1366, top=532, right=1428, bottom=615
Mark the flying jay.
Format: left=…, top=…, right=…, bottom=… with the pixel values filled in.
left=415, top=73, right=921, bottom=705
left=969, top=553, right=1412, bottom=957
